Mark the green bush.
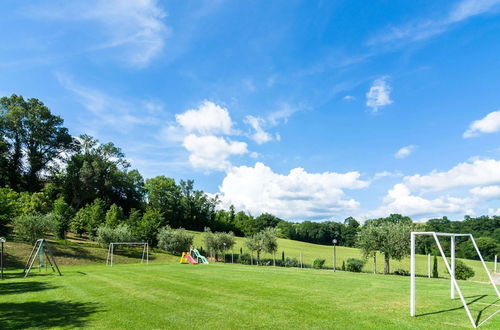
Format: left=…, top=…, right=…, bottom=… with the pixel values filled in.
left=96, top=224, right=136, bottom=246
left=238, top=253, right=252, bottom=265
left=283, top=257, right=299, bottom=267
left=346, top=258, right=365, bottom=272
left=157, top=226, right=194, bottom=256
left=454, top=260, right=475, bottom=280
left=13, top=214, right=55, bottom=243
left=341, top=260, right=346, bottom=271
left=393, top=269, right=410, bottom=276
left=313, top=258, right=326, bottom=269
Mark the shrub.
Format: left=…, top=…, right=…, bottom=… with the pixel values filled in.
left=96, top=224, right=136, bottom=246
left=313, top=258, right=326, bottom=269
left=157, top=226, right=194, bottom=256
left=13, top=214, right=55, bottom=244
left=432, top=255, right=439, bottom=278
left=454, top=260, right=475, bottom=280
left=238, top=253, right=252, bottom=265
left=346, top=258, right=365, bottom=272
left=341, top=260, right=346, bottom=271
left=393, top=269, right=410, bottom=276
left=283, top=257, right=299, bottom=267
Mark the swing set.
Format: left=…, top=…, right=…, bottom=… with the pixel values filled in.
left=24, top=239, right=62, bottom=277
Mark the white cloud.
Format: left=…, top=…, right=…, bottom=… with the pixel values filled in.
left=404, top=158, right=500, bottom=192
left=463, top=110, right=500, bottom=138
left=368, top=183, right=474, bottom=219
left=176, top=101, right=234, bottom=135
left=267, top=103, right=301, bottom=125
left=31, top=0, right=168, bottom=67
left=218, top=162, right=369, bottom=220
left=182, top=134, right=247, bottom=171
left=488, top=208, right=500, bottom=216
left=469, top=185, right=500, bottom=200
left=343, top=95, right=355, bottom=101
left=373, top=171, right=403, bottom=180
left=366, top=77, right=392, bottom=112
left=395, top=145, right=416, bottom=159
left=368, top=0, right=500, bottom=46
left=244, top=115, right=273, bottom=144
left=369, top=157, right=500, bottom=218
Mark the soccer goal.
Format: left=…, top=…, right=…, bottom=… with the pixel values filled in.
left=106, top=242, right=149, bottom=267
left=410, top=232, right=500, bottom=328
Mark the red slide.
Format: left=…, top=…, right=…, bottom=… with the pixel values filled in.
left=186, top=254, right=198, bottom=264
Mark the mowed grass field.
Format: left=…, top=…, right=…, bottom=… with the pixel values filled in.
left=0, top=262, right=499, bottom=329
left=191, top=232, right=497, bottom=282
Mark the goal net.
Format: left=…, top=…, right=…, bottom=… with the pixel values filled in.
left=106, top=242, right=149, bottom=267
left=410, top=232, right=499, bottom=328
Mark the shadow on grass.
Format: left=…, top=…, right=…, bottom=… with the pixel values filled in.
left=0, top=301, right=102, bottom=329
left=51, top=245, right=105, bottom=263
left=416, top=295, right=486, bottom=317
left=0, top=281, right=58, bottom=295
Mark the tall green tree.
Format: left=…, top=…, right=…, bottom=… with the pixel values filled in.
left=0, top=94, right=73, bottom=191
left=245, top=228, right=278, bottom=265
left=145, top=176, right=183, bottom=227
left=61, top=135, right=144, bottom=211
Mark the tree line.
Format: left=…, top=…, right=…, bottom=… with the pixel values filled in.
left=0, top=94, right=498, bottom=266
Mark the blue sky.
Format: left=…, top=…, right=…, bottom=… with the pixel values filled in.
left=2, top=0, right=500, bottom=221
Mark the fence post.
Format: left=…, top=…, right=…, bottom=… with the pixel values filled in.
left=373, top=252, right=376, bottom=274
left=495, top=255, right=497, bottom=273
left=300, top=251, right=303, bottom=268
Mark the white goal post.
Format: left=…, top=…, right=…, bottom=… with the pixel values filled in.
left=106, top=242, right=149, bottom=267
left=410, top=232, right=500, bottom=328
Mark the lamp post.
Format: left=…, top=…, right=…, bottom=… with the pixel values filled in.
left=332, top=239, right=337, bottom=272
left=0, top=237, right=5, bottom=280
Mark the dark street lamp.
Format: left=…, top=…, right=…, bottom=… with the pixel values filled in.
left=0, top=237, right=5, bottom=280
left=332, top=239, right=337, bottom=272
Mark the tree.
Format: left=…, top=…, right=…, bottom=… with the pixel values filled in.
left=0, top=94, right=73, bottom=191
left=105, top=204, right=124, bottom=228
left=357, top=222, right=412, bottom=274
left=14, top=214, right=55, bottom=243
left=0, top=187, right=20, bottom=230
left=138, top=208, right=164, bottom=245
left=432, top=255, right=439, bottom=278
left=203, top=228, right=236, bottom=259
left=52, top=197, right=74, bottom=240
left=245, top=228, right=278, bottom=265
left=61, top=135, right=143, bottom=211
left=145, top=176, right=183, bottom=227
left=157, top=226, right=194, bottom=256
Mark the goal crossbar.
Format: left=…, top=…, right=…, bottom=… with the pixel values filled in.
left=410, top=232, right=500, bottom=328
left=106, top=242, right=149, bottom=267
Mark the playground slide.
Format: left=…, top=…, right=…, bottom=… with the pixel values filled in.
left=186, top=254, right=198, bottom=265
left=192, top=249, right=209, bottom=264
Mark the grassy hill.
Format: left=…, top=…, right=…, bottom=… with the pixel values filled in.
left=1, top=231, right=496, bottom=283
left=190, top=231, right=497, bottom=282
left=1, top=262, right=498, bottom=329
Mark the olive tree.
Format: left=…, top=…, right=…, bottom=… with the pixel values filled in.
left=357, top=222, right=412, bottom=274
left=245, top=228, right=278, bottom=265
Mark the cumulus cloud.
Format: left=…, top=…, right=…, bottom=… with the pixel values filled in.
left=404, top=158, right=500, bottom=192
left=366, top=77, right=392, bottom=112
left=395, top=145, right=416, bottom=159
left=31, top=0, right=168, bottom=67
left=182, top=134, right=248, bottom=171
left=463, top=110, right=500, bottom=138
left=368, top=183, right=474, bottom=219
left=217, top=162, right=369, bottom=220
left=369, top=158, right=500, bottom=218
left=175, top=101, right=234, bottom=135
left=244, top=115, right=273, bottom=144
left=469, top=185, right=500, bottom=200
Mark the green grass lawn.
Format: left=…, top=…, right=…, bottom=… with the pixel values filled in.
left=191, top=232, right=497, bottom=282
left=0, top=262, right=499, bottom=329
